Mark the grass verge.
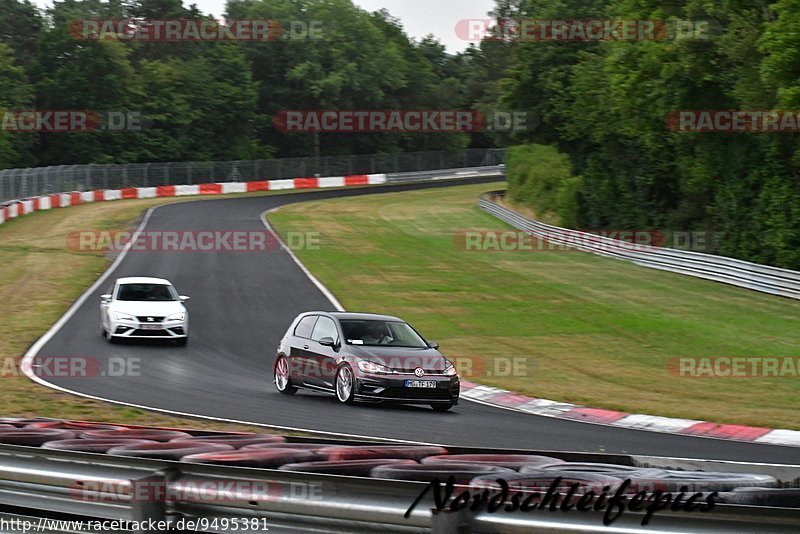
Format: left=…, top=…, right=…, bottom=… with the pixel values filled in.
left=268, top=182, right=800, bottom=429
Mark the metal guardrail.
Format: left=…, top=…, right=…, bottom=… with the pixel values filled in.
left=0, top=149, right=506, bottom=203
left=479, top=193, right=800, bottom=300
left=0, top=442, right=798, bottom=533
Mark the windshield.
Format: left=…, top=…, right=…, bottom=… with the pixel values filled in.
left=116, top=283, right=177, bottom=302
left=340, top=320, right=429, bottom=348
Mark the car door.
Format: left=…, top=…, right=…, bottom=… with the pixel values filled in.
left=290, top=315, right=318, bottom=385
left=308, top=316, right=341, bottom=389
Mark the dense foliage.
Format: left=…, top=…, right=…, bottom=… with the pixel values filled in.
left=0, top=0, right=504, bottom=166
left=500, top=1, right=800, bottom=269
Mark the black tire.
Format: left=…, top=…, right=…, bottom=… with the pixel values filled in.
left=371, top=463, right=514, bottom=484
left=107, top=442, right=234, bottom=460
left=471, top=472, right=625, bottom=495
left=279, top=459, right=418, bottom=477
left=181, top=449, right=317, bottom=468
left=319, top=445, right=449, bottom=461
left=105, top=328, right=116, bottom=344
left=174, top=337, right=187, bottom=347
left=274, top=356, right=297, bottom=395
left=423, top=454, right=565, bottom=470
left=0, top=428, right=77, bottom=446
left=431, top=403, right=453, bottom=412
left=335, top=364, right=355, bottom=404
left=80, top=428, right=193, bottom=442
left=42, top=438, right=159, bottom=453
left=169, top=433, right=286, bottom=448
left=718, top=488, right=800, bottom=508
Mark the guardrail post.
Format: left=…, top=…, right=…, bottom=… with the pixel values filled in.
left=430, top=508, right=473, bottom=534
left=130, top=472, right=169, bottom=532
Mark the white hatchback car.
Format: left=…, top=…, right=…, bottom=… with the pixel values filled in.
left=100, top=277, right=190, bottom=345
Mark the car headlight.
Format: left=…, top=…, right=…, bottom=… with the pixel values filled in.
left=358, top=361, right=393, bottom=374
left=113, top=312, right=135, bottom=321
left=166, top=313, right=186, bottom=322
left=444, top=360, right=458, bottom=376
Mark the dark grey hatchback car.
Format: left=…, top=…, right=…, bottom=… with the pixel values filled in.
left=274, top=312, right=460, bottom=411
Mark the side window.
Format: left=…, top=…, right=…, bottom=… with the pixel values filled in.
left=294, top=316, right=318, bottom=339
left=311, top=317, right=338, bottom=342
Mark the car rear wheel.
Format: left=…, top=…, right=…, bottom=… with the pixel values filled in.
left=431, top=403, right=453, bottom=412
left=335, top=365, right=355, bottom=404
left=274, top=356, right=297, bottom=395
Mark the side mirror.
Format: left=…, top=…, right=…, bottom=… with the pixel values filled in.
left=427, top=340, right=440, bottom=350
left=101, top=294, right=111, bottom=301
left=319, top=337, right=337, bottom=348
left=179, top=296, right=191, bottom=302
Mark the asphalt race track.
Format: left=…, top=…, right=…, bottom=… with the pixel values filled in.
left=30, top=178, right=799, bottom=463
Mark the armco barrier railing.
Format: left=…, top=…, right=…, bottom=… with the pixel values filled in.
left=0, top=149, right=506, bottom=203
left=1, top=441, right=799, bottom=533
left=0, top=166, right=505, bottom=227
left=479, top=193, right=800, bottom=300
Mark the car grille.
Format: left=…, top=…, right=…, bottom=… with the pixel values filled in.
left=137, top=316, right=166, bottom=323
left=384, top=387, right=453, bottom=400
left=131, top=329, right=171, bottom=337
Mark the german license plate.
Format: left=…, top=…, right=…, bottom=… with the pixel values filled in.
left=140, top=324, right=163, bottom=330
left=404, top=380, right=437, bottom=388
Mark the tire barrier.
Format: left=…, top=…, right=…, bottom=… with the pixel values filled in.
left=41, top=439, right=159, bottom=453
left=27, top=421, right=125, bottom=431
left=320, top=445, right=449, bottom=461
left=169, top=434, right=286, bottom=448
left=279, top=459, right=418, bottom=477
left=0, top=418, right=57, bottom=427
left=181, top=449, right=318, bottom=468
left=718, top=488, right=800, bottom=507
left=0, top=428, right=77, bottom=446
left=241, top=443, right=331, bottom=451
left=422, top=454, right=564, bottom=470
left=106, top=442, right=235, bottom=460
left=471, top=472, right=626, bottom=495
left=531, top=462, right=648, bottom=474
left=80, top=428, right=192, bottom=442
left=370, top=463, right=514, bottom=484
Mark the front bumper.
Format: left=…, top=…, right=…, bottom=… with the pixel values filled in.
left=355, top=374, right=460, bottom=405
left=109, top=319, right=188, bottom=339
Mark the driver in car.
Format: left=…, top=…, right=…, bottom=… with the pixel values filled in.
left=363, top=324, right=392, bottom=345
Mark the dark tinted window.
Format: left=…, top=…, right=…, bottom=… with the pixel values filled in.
left=116, top=283, right=177, bottom=302
left=294, top=315, right=318, bottom=339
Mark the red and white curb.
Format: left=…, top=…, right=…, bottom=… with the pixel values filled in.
left=0, top=174, right=388, bottom=226
left=459, top=380, right=800, bottom=447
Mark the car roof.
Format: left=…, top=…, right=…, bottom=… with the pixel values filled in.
left=328, top=312, right=405, bottom=322
left=116, top=277, right=172, bottom=285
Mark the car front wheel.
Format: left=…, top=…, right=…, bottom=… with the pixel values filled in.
left=335, top=365, right=355, bottom=404
left=431, top=403, right=453, bottom=412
